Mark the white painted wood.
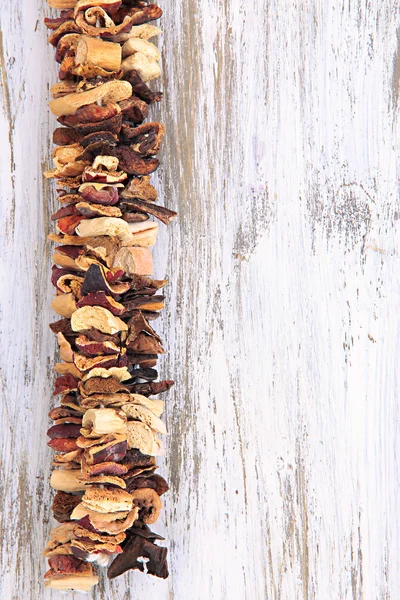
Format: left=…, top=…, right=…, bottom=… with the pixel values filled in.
left=1, top=0, right=400, bottom=598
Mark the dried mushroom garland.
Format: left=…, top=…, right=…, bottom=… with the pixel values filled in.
left=43, top=0, right=175, bottom=592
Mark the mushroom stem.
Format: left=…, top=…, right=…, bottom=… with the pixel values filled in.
left=75, top=36, right=122, bottom=73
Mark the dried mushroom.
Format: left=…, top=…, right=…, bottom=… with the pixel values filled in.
left=44, top=0, right=172, bottom=589
left=81, top=487, right=133, bottom=514
left=81, top=408, right=126, bottom=437
left=71, top=305, right=128, bottom=334
left=107, top=535, right=168, bottom=579
left=120, top=121, right=165, bottom=155
left=50, top=80, right=132, bottom=117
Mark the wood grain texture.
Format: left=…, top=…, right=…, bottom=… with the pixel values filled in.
left=1, top=0, right=400, bottom=598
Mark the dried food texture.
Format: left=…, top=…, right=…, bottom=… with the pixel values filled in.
left=44, top=0, right=173, bottom=591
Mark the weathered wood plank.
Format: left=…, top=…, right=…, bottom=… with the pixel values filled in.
left=1, top=0, right=400, bottom=598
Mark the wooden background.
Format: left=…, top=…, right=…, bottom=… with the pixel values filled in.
left=1, top=0, right=400, bottom=598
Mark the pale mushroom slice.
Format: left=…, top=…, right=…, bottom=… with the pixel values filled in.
left=44, top=575, right=99, bottom=592
left=122, top=39, right=161, bottom=61
left=50, top=469, right=87, bottom=493
left=71, top=306, right=128, bottom=334
left=50, top=80, right=132, bottom=117
left=81, top=408, right=127, bottom=438
left=112, top=24, right=162, bottom=44
left=121, top=403, right=167, bottom=435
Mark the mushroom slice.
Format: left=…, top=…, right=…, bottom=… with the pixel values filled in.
left=81, top=460, right=128, bottom=478
left=72, top=505, right=139, bottom=535
left=73, top=112, right=123, bottom=135
left=75, top=35, right=122, bottom=73
left=127, top=394, right=165, bottom=418
left=79, top=183, right=119, bottom=205
left=73, top=526, right=126, bottom=545
left=76, top=292, right=126, bottom=317
left=126, top=4, right=163, bottom=27
left=127, top=474, right=169, bottom=497
left=119, top=95, right=148, bottom=124
left=48, top=423, right=82, bottom=439
left=53, top=127, right=83, bottom=146
left=70, top=538, right=123, bottom=560
left=76, top=202, right=122, bottom=218
left=121, top=403, right=166, bottom=435
left=49, top=522, right=77, bottom=546
left=81, top=487, right=133, bottom=514
left=121, top=51, right=161, bottom=82
left=76, top=216, right=133, bottom=244
left=121, top=175, right=158, bottom=202
left=81, top=263, right=130, bottom=297
left=79, top=376, right=129, bottom=396
left=57, top=332, right=74, bottom=363
left=120, top=122, right=165, bottom=156
left=75, top=6, right=133, bottom=39
left=49, top=0, right=78, bottom=8
left=56, top=215, right=87, bottom=235
left=75, top=334, right=120, bottom=356
left=79, top=394, right=128, bottom=410
left=71, top=504, right=129, bottom=523
left=81, top=130, right=118, bottom=148
left=74, top=353, right=124, bottom=372
left=53, top=449, right=83, bottom=464
left=84, top=435, right=127, bottom=465
left=112, top=145, right=159, bottom=176
left=124, top=68, right=162, bottom=104
left=83, top=167, right=127, bottom=184
left=55, top=33, right=80, bottom=64
left=122, top=38, right=160, bottom=61
left=120, top=197, right=177, bottom=225
left=113, top=247, right=153, bottom=277
left=51, top=80, right=79, bottom=99
left=50, top=469, right=87, bottom=493
left=59, top=103, right=120, bottom=127
left=48, top=20, right=81, bottom=48
left=51, top=204, right=81, bottom=222
left=112, top=23, right=161, bottom=44
left=81, top=366, right=131, bottom=382
left=125, top=420, right=161, bottom=456
left=50, top=80, right=132, bottom=117
left=77, top=475, right=127, bottom=489
left=71, top=305, right=128, bottom=334
left=81, top=408, right=126, bottom=437
left=127, top=221, right=158, bottom=248
left=131, top=487, right=162, bottom=524
left=44, top=555, right=98, bottom=591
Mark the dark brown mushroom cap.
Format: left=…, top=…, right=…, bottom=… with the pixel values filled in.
left=81, top=264, right=130, bottom=298
left=71, top=112, right=123, bottom=136
left=53, top=127, right=83, bottom=146
left=78, top=185, right=119, bottom=206
left=120, top=197, right=177, bottom=225
left=52, top=491, right=83, bottom=523
left=80, top=131, right=119, bottom=148
left=123, top=69, right=163, bottom=104
left=107, top=535, right=168, bottom=579
left=119, top=95, right=149, bottom=124
left=120, top=175, right=158, bottom=202
left=112, top=145, right=159, bottom=176
left=120, top=122, right=165, bottom=156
